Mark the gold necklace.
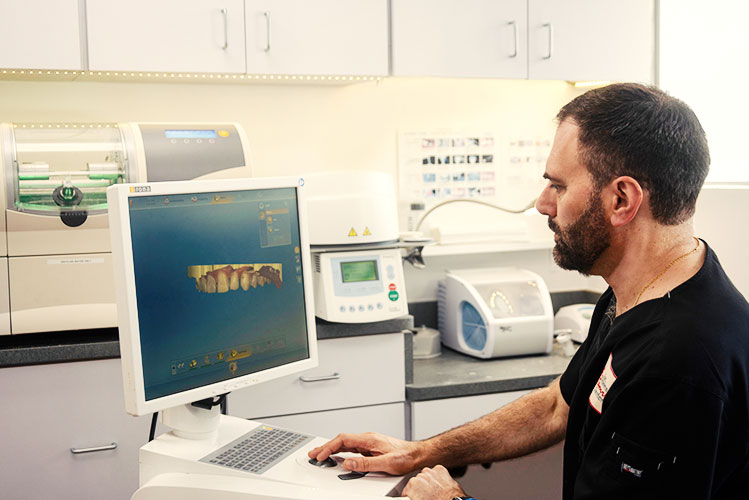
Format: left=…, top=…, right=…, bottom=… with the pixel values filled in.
left=632, top=237, right=700, bottom=308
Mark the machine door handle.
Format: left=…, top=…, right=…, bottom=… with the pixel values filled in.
left=299, top=372, right=341, bottom=383
left=507, top=20, right=518, bottom=58
left=542, top=22, right=553, bottom=59
left=220, top=8, right=229, bottom=50
left=70, top=442, right=117, bottom=454
left=264, top=11, right=271, bottom=52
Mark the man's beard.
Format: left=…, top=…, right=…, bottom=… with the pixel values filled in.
left=548, top=193, right=610, bottom=276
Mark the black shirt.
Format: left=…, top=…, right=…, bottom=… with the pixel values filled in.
left=560, top=241, right=749, bottom=499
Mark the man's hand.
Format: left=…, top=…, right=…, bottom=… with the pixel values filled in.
left=307, top=432, right=423, bottom=475
left=402, top=465, right=465, bottom=500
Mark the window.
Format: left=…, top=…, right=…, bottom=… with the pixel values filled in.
left=659, top=0, right=749, bottom=182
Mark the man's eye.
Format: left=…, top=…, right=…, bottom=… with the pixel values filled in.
left=550, top=183, right=561, bottom=191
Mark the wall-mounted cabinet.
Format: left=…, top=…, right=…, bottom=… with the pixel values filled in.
left=528, top=0, right=654, bottom=82
left=391, top=0, right=528, bottom=79
left=391, top=0, right=654, bottom=82
left=2, top=0, right=653, bottom=82
left=86, top=0, right=246, bottom=73
left=245, top=0, right=388, bottom=76
left=0, top=0, right=82, bottom=70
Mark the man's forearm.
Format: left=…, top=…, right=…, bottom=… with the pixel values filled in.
left=415, top=378, right=569, bottom=469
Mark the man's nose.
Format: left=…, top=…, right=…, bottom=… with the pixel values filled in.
left=536, top=186, right=556, bottom=217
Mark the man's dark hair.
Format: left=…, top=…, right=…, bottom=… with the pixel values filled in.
left=556, top=83, right=710, bottom=225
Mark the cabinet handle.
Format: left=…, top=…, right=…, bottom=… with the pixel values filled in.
left=264, top=11, right=271, bottom=52
left=70, top=442, right=117, bottom=455
left=299, top=372, right=341, bottom=383
left=220, top=8, right=229, bottom=50
left=507, top=20, right=518, bottom=58
left=542, top=22, right=553, bottom=59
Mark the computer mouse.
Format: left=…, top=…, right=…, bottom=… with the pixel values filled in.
left=308, top=457, right=337, bottom=468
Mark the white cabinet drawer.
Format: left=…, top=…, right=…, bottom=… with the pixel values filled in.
left=411, top=390, right=530, bottom=440
left=229, top=333, right=405, bottom=418
left=0, top=359, right=160, bottom=500
left=260, top=402, right=406, bottom=440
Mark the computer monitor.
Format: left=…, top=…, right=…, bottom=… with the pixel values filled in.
left=107, top=177, right=318, bottom=436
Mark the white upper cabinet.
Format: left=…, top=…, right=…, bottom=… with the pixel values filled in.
left=391, top=0, right=527, bottom=79
left=244, top=0, right=388, bottom=75
left=86, top=0, right=246, bottom=73
left=0, top=0, right=82, bottom=70
left=528, top=0, right=654, bottom=82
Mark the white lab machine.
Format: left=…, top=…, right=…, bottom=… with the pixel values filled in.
left=0, top=122, right=250, bottom=334
left=554, top=303, right=595, bottom=343
left=305, top=172, right=408, bottom=323
left=438, top=268, right=554, bottom=359
left=108, top=177, right=406, bottom=500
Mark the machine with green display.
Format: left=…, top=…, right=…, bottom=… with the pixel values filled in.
left=0, top=122, right=250, bottom=334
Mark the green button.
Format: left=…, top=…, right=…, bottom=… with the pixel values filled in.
left=388, top=291, right=399, bottom=301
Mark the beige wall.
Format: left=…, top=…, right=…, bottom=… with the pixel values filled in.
left=0, top=77, right=606, bottom=299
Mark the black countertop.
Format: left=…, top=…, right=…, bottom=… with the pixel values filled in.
left=0, top=316, right=414, bottom=368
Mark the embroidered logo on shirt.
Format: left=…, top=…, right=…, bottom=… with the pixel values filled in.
left=621, top=462, right=644, bottom=478
left=589, top=352, right=617, bottom=414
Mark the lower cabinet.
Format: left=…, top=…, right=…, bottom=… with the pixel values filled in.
left=410, top=390, right=563, bottom=500
left=0, top=358, right=154, bottom=500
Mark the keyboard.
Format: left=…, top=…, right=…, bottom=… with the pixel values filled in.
left=200, top=425, right=313, bottom=475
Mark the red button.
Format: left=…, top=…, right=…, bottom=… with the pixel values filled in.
left=389, top=283, right=397, bottom=291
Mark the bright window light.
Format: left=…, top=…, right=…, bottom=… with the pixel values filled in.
left=659, top=0, right=749, bottom=182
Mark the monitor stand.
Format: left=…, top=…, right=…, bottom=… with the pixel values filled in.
left=161, top=403, right=221, bottom=440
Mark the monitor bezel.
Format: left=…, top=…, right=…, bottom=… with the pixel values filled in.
left=108, top=177, right=318, bottom=417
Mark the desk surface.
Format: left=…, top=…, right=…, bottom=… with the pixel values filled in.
left=407, top=341, right=575, bottom=401
left=0, top=316, right=414, bottom=368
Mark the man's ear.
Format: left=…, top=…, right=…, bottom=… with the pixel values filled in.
left=604, top=176, right=644, bottom=227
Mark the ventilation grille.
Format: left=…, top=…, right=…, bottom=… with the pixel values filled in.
left=437, top=281, right=447, bottom=333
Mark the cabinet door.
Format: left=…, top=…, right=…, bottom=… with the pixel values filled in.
left=0, top=0, right=82, bottom=70
left=391, top=0, right=527, bottom=78
left=0, top=359, right=161, bottom=500
left=411, top=392, right=562, bottom=500
left=260, top=402, right=406, bottom=440
left=528, top=0, right=654, bottom=82
left=245, top=0, right=388, bottom=75
left=86, top=0, right=246, bottom=73
left=229, top=333, right=405, bottom=418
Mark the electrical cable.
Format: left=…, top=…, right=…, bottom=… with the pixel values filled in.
left=414, top=198, right=538, bottom=232
left=149, top=412, right=158, bottom=442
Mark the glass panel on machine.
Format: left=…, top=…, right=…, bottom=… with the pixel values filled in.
left=10, top=123, right=129, bottom=215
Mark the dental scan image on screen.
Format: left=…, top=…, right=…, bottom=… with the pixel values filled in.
left=127, top=188, right=309, bottom=401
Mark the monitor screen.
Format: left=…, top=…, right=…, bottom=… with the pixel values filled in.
left=109, top=178, right=318, bottom=416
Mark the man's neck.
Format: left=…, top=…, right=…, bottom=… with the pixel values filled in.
left=599, top=223, right=704, bottom=316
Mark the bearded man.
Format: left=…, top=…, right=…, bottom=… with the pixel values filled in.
left=309, top=83, right=749, bottom=500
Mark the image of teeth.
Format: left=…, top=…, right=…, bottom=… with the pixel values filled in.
left=214, top=266, right=232, bottom=293
left=188, top=264, right=282, bottom=293
left=229, top=270, right=240, bottom=291
left=205, top=273, right=217, bottom=293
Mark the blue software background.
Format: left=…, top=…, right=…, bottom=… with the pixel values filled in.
left=128, top=188, right=309, bottom=401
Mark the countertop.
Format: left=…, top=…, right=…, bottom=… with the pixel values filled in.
left=0, top=316, right=414, bottom=368
left=407, top=341, right=575, bottom=401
